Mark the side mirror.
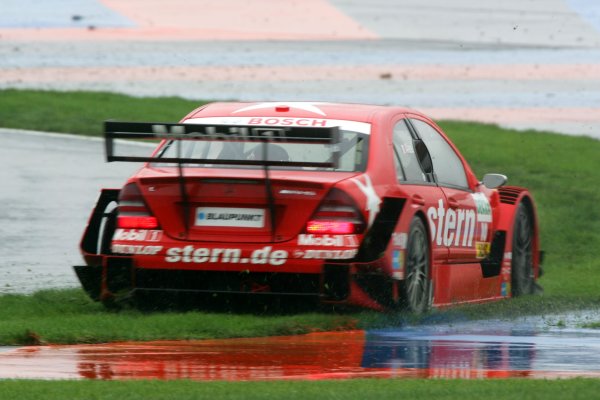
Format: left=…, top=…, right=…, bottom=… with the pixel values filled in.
left=482, top=173, right=507, bottom=189
left=414, top=139, right=433, bottom=175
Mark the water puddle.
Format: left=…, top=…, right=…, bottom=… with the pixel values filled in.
left=2, top=312, right=600, bottom=381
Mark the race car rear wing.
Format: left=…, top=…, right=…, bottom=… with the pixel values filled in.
left=104, top=121, right=340, bottom=168
left=104, top=121, right=341, bottom=239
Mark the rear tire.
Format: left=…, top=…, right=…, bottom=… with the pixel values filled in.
left=511, top=203, right=535, bottom=296
left=400, top=217, right=431, bottom=314
left=98, top=208, right=135, bottom=310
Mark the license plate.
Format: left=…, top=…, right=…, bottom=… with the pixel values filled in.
left=195, top=207, right=265, bottom=228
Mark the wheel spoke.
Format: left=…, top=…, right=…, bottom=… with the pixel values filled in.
left=407, top=258, right=427, bottom=305
left=403, top=219, right=430, bottom=312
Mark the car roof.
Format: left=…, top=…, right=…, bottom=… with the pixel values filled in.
left=184, top=102, right=424, bottom=123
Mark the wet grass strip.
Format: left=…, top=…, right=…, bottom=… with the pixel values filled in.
left=0, top=289, right=596, bottom=345
left=1, top=379, right=600, bottom=400
left=0, top=289, right=360, bottom=345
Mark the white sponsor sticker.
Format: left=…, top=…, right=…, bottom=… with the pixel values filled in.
left=112, top=244, right=163, bottom=255
left=427, top=199, right=477, bottom=247
left=113, top=229, right=163, bottom=242
left=427, top=197, right=492, bottom=248
left=392, top=232, right=408, bottom=249
left=279, top=189, right=317, bottom=196
left=472, top=193, right=492, bottom=223
left=351, top=174, right=381, bottom=228
left=400, top=144, right=414, bottom=154
left=195, top=207, right=265, bottom=228
left=297, top=234, right=359, bottom=247
left=293, top=249, right=358, bottom=260
left=184, top=117, right=371, bottom=135
left=165, top=245, right=287, bottom=266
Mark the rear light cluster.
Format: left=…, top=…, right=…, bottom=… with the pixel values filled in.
left=117, top=183, right=158, bottom=229
left=306, top=189, right=365, bottom=234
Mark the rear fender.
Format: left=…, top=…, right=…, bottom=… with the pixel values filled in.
left=76, top=189, right=121, bottom=301
left=354, top=197, right=406, bottom=262
left=80, top=189, right=120, bottom=256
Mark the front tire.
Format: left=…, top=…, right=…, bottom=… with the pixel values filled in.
left=511, top=203, right=535, bottom=296
left=400, top=217, right=431, bottom=314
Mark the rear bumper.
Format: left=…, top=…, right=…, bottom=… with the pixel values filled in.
left=137, top=268, right=323, bottom=297
left=73, top=260, right=387, bottom=310
left=74, top=261, right=346, bottom=299
left=73, top=265, right=102, bottom=301
left=76, top=186, right=389, bottom=310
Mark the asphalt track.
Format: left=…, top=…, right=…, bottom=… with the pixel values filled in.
left=1, top=0, right=600, bottom=138
left=0, top=129, right=136, bottom=293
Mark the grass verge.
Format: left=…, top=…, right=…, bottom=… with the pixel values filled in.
left=0, top=288, right=595, bottom=345
left=0, top=89, right=202, bottom=135
left=1, top=379, right=600, bottom=400
left=0, top=289, right=360, bottom=345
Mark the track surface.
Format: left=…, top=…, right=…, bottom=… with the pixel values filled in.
left=1, top=0, right=600, bottom=138
left=0, top=130, right=135, bottom=293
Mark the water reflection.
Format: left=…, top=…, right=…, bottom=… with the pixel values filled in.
left=2, top=323, right=600, bottom=380
left=362, top=334, right=534, bottom=379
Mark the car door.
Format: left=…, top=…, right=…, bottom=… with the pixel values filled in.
left=390, top=118, right=448, bottom=267
left=408, top=118, right=489, bottom=264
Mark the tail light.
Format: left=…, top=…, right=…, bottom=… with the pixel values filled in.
left=117, top=183, right=159, bottom=229
left=306, top=188, right=365, bottom=234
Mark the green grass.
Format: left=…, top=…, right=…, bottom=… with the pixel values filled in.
left=1, top=379, right=600, bottom=400
left=0, top=89, right=203, bottom=135
left=0, top=289, right=360, bottom=345
left=0, top=288, right=593, bottom=345
left=0, top=89, right=599, bottom=345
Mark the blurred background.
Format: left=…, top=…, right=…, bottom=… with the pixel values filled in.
left=1, top=0, right=600, bottom=138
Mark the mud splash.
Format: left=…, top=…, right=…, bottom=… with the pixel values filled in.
left=2, top=315, right=600, bottom=381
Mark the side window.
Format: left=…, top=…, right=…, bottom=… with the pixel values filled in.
left=393, top=120, right=427, bottom=183
left=393, top=148, right=405, bottom=181
left=410, top=119, right=468, bottom=188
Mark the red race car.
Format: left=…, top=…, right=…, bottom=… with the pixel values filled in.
left=74, top=102, right=542, bottom=312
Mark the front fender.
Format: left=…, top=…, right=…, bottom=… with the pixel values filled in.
left=496, top=187, right=541, bottom=279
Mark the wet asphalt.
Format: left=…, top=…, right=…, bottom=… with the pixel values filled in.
left=0, top=130, right=136, bottom=293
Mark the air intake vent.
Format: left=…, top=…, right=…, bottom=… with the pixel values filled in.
left=497, top=186, right=524, bottom=205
